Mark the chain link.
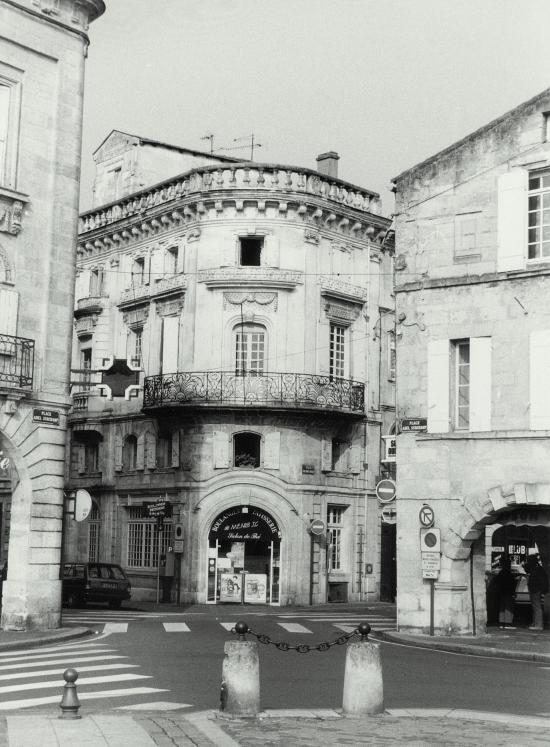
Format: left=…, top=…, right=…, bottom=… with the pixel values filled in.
left=232, top=625, right=360, bottom=653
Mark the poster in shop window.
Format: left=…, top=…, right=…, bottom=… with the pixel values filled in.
left=244, top=573, right=267, bottom=603
left=219, top=573, right=242, bottom=602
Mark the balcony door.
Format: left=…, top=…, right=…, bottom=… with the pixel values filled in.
left=235, top=324, right=266, bottom=376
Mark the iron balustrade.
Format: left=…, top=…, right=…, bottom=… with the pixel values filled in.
left=0, top=334, right=34, bottom=390
left=143, top=370, right=365, bottom=414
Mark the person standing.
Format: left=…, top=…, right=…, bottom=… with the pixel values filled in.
left=524, top=554, right=549, bottom=631
left=495, top=556, right=516, bottom=629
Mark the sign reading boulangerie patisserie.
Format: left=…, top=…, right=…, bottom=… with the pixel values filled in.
left=210, top=506, right=280, bottom=542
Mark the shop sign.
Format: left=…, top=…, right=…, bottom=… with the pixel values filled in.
left=401, top=418, right=427, bottom=432
left=302, top=464, right=315, bottom=474
left=244, top=573, right=267, bottom=603
left=33, top=408, right=60, bottom=425
left=147, top=500, right=171, bottom=518
left=209, top=506, right=280, bottom=543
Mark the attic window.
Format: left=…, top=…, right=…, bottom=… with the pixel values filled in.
left=239, top=237, right=263, bottom=266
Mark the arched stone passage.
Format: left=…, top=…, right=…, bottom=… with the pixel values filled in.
left=0, top=402, right=68, bottom=630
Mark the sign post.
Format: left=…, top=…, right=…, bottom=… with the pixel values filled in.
left=418, top=507, right=439, bottom=635
left=308, top=519, right=325, bottom=606
left=147, top=500, right=171, bottom=604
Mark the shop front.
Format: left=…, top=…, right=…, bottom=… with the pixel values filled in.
left=207, top=505, right=281, bottom=605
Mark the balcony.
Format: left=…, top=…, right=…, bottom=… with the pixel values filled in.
left=74, top=295, right=107, bottom=318
left=143, top=371, right=365, bottom=415
left=119, top=274, right=187, bottom=308
left=0, top=334, right=34, bottom=390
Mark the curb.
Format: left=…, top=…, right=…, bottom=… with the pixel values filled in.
left=0, top=627, right=93, bottom=652
left=375, top=630, right=550, bottom=663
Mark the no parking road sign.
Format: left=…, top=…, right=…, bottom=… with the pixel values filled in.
left=376, top=478, right=396, bottom=503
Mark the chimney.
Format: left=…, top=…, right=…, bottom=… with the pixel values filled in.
left=316, top=151, right=339, bottom=178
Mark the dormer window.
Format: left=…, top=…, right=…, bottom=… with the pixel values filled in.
left=239, top=237, right=263, bottom=266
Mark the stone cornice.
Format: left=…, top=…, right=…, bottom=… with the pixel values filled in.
left=319, top=276, right=368, bottom=304
left=197, top=268, right=303, bottom=290
left=78, top=164, right=392, bottom=258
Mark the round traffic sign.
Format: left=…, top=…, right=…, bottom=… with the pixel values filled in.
left=419, top=504, right=435, bottom=528
left=376, top=478, right=396, bottom=503
left=310, top=519, right=325, bottom=535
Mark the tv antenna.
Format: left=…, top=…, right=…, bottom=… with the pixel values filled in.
left=200, top=133, right=215, bottom=154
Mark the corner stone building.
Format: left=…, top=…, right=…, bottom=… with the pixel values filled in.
left=66, top=133, right=396, bottom=605
left=393, top=87, right=550, bottom=634
left=0, top=0, right=105, bottom=629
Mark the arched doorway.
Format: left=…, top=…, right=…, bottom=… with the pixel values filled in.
left=207, top=505, right=281, bottom=605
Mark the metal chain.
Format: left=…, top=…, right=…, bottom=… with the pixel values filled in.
left=232, top=626, right=359, bottom=653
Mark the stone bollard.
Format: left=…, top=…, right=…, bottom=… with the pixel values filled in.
left=220, top=621, right=260, bottom=718
left=342, top=623, right=384, bottom=716
left=59, top=668, right=81, bottom=719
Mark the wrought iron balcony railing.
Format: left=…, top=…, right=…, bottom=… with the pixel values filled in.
left=143, top=371, right=365, bottom=414
left=0, top=334, right=34, bottom=390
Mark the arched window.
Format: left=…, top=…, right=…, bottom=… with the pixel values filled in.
left=234, top=323, right=266, bottom=375
left=122, top=435, right=138, bottom=471
left=88, top=502, right=100, bottom=562
left=233, top=432, right=261, bottom=468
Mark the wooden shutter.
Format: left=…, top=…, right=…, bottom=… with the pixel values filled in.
left=77, top=443, right=86, bottom=474
left=171, top=431, right=180, bottom=467
left=136, top=433, right=145, bottom=470
left=321, top=437, right=332, bottom=472
left=497, top=169, right=527, bottom=272
left=470, top=337, right=492, bottom=431
left=145, top=431, right=156, bottom=469
left=213, top=431, right=229, bottom=468
left=162, top=315, right=179, bottom=374
left=74, top=270, right=90, bottom=301
left=114, top=434, right=123, bottom=472
left=0, top=288, right=18, bottom=336
left=530, top=330, right=550, bottom=429
left=427, top=340, right=450, bottom=433
left=262, top=236, right=280, bottom=268
left=221, top=236, right=236, bottom=266
left=150, top=248, right=164, bottom=282
left=349, top=442, right=361, bottom=474
left=263, top=432, right=280, bottom=469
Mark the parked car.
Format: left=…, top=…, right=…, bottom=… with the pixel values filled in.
left=62, top=562, right=131, bottom=609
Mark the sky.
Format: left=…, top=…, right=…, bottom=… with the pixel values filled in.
left=80, top=0, right=550, bottom=215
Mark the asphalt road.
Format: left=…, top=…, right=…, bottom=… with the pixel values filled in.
left=43, top=606, right=550, bottom=717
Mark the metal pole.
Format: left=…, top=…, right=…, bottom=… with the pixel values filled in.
left=309, top=532, right=314, bottom=606
left=156, top=525, right=161, bottom=604
left=429, top=579, right=434, bottom=636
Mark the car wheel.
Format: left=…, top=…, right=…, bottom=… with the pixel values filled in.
left=108, top=599, right=122, bottom=609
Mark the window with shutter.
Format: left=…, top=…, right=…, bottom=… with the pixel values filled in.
left=213, top=431, right=229, bottom=468
left=427, top=339, right=450, bottom=433
left=0, top=288, right=18, bottom=336
left=497, top=169, right=527, bottom=272
left=527, top=172, right=550, bottom=262
left=529, top=330, right=550, bottom=429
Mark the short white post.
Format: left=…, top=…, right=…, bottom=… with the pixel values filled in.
left=342, top=623, right=384, bottom=716
left=220, top=622, right=260, bottom=717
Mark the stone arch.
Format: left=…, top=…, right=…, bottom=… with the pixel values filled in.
left=442, top=483, right=550, bottom=561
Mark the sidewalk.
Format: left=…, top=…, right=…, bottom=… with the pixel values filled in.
left=2, top=708, right=550, bottom=746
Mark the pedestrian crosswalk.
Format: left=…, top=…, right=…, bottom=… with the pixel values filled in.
left=63, top=608, right=396, bottom=635
left=0, top=640, right=174, bottom=712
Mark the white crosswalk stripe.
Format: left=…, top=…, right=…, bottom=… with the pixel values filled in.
left=103, top=623, right=129, bottom=633
left=278, top=623, right=312, bottom=634
left=163, top=623, right=190, bottom=632
left=220, top=623, right=237, bottom=631
left=0, top=641, right=167, bottom=711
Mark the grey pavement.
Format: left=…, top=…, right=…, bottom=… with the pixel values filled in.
left=2, top=709, right=550, bottom=746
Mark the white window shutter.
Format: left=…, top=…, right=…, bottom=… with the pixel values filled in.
left=263, top=432, right=280, bottom=469
left=213, top=431, right=229, bottom=468
left=530, top=330, right=550, bottom=429
left=427, top=340, right=450, bottom=433
left=0, top=289, right=18, bottom=336
left=470, top=337, right=492, bottom=431
left=321, top=437, right=332, bottom=472
left=262, top=236, right=280, bottom=268
left=221, top=236, right=236, bottom=266
left=162, top=315, right=179, bottom=374
left=74, top=270, right=90, bottom=301
left=350, top=443, right=361, bottom=474
left=497, top=169, right=527, bottom=272
left=136, top=433, right=145, bottom=470
left=171, top=431, right=180, bottom=467
left=114, top=434, right=123, bottom=472
left=145, top=432, right=156, bottom=469
left=150, top=249, right=164, bottom=282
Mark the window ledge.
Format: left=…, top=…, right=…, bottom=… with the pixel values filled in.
left=0, top=186, right=29, bottom=236
left=415, top=429, right=550, bottom=441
